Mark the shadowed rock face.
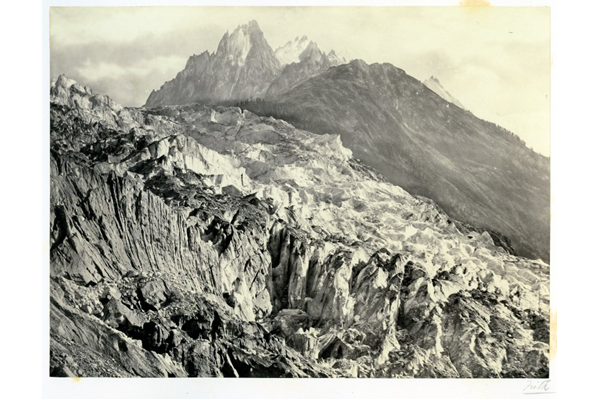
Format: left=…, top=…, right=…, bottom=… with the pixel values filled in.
left=50, top=77, right=549, bottom=378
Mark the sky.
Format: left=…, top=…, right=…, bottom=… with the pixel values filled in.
left=49, top=5, right=550, bottom=156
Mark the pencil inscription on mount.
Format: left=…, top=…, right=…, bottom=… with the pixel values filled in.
left=50, top=20, right=550, bottom=378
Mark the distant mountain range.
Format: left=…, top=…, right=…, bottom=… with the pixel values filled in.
left=145, top=21, right=344, bottom=107
left=144, top=20, right=550, bottom=262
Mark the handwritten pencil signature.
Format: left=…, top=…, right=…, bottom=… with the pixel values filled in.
left=523, top=379, right=553, bottom=395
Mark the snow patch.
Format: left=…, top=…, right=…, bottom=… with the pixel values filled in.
left=275, top=36, right=311, bottom=66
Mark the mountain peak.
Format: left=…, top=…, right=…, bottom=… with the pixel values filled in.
left=275, top=35, right=312, bottom=66
left=298, top=41, right=321, bottom=60
left=54, top=74, right=77, bottom=89
left=326, top=50, right=345, bottom=65
left=215, top=20, right=273, bottom=67
left=348, top=59, right=369, bottom=70
left=266, top=39, right=344, bottom=99
left=423, top=76, right=464, bottom=109
left=233, top=19, right=261, bottom=33
left=145, top=20, right=280, bottom=107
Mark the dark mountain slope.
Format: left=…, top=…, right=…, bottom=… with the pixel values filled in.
left=237, top=60, right=550, bottom=261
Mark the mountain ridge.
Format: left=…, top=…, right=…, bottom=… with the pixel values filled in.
left=236, top=60, right=549, bottom=261
left=145, top=21, right=347, bottom=107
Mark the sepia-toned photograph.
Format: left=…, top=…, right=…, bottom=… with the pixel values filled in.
left=47, top=2, right=552, bottom=386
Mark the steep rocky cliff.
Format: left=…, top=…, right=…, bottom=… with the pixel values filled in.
left=145, top=21, right=282, bottom=107
left=50, top=76, right=549, bottom=378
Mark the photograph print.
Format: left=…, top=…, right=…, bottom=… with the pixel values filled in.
left=49, top=5, right=551, bottom=379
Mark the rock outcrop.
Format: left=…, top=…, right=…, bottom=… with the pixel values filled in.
left=50, top=77, right=550, bottom=378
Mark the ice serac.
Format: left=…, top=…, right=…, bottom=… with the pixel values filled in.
left=423, top=76, right=465, bottom=109
left=144, top=20, right=281, bottom=107
left=50, top=77, right=550, bottom=378
left=239, top=60, right=550, bottom=262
